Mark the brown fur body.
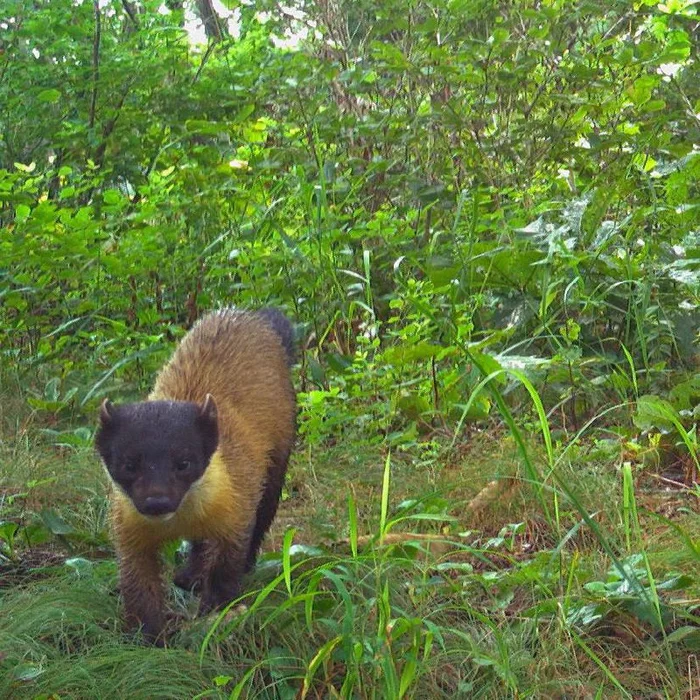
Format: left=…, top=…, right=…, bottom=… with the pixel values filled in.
left=103, top=309, right=296, bottom=643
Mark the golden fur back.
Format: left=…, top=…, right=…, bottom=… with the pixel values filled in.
left=150, top=309, right=296, bottom=457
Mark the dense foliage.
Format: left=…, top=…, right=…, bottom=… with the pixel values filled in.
left=3, top=0, right=698, bottom=424
left=0, top=0, right=698, bottom=697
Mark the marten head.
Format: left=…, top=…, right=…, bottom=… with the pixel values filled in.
left=95, top=395, right=219, bottom=519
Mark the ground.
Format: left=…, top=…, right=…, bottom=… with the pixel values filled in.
left=1, top=401, right=698, bottom=699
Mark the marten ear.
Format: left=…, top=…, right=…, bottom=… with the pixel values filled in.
left=199, top=394, right=218, bottom=423
left=198, top=394, right=219, bottom=458
left=96, top=398, right=116, bottom=459
left=99, top=398, right=114, bottom=426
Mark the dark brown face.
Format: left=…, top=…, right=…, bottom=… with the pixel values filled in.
left=95, top=396, right=219, bottom=518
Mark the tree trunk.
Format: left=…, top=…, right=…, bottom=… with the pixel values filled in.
left=194, top=0, right=227, bottom=40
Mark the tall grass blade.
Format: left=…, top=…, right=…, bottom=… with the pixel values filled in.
left=348, top=489, right=358, bottom=558
left=282, top=526, right=296, bottom=596
left=573, top=632, right=632, bottom=698
left=619, top=342, right=639, bottom=399
left=228, top=664, right=260, bottom=700
left=301, top=636, right=342, bottom=699
left=380, top=451, right=391, bottom=543
left=622, top=462, right=636, bottom=552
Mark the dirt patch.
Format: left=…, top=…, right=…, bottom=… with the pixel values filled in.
left=0, top=546, right=67, bottom=589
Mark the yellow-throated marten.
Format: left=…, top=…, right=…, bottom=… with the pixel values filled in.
left=95, top=308, right=296, bottom=644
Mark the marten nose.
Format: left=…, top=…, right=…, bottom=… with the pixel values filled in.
left=142, top=496, right=174, bottom=516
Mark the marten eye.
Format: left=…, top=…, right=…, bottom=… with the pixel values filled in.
left=123, top=457, right=140, bottom=474
left=175, top=458, right=192, bottom=472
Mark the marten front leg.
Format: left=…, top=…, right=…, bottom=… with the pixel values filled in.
left=174, top=540, right=207, bottom=592
left=199, top=537, right=249, bottom=614
left=117, top=542, right=166, bottom=645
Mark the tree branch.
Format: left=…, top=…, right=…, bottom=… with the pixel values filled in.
left=89, top=0, right=101, bottom=129
left=120, top=0, right=140, bottom=30
left=193, top=40, right=218, bottom=84
left=94, top=80, right=134, bottom=168
left=194, top=0, right=227, bottom=41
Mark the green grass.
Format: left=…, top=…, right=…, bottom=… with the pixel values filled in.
left=1, top=387, right=699, bottom=699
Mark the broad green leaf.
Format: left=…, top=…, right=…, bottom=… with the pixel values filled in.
left=37, top=88, right=61, bottom=103
left=40, top=509, right=76, bottom=536
left=633, top=395, right=678, bottom=433
left=15, top=204, right=30, bottom=221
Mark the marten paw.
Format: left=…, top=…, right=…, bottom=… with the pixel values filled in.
left=206, top=603, right=248, bottom=627
left=173, top=567, right=202, bottom=592
left=139, top=622, right=167, bottom=647
left=199, top=583, right=241, bottom=616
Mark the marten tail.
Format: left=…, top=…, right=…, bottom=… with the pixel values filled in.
left=255, top=308, right=296, bottom=366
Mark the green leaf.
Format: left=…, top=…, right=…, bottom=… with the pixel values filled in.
left=665, top=626, right=700, bottom=645
left=15, top=204, right=30, bottom=222
left=103, top=189, right=122, bottom=204
left=384, top=342, right=453, bottom=365
left=627, top=75, right=659, bottom=105
left=12, top=663, right=45, bottom=681
left=40, top=509, right=76, bottom=536
left=282, top=526, right=295, bottom=595
left=184, top=119, right=224, bottom=134
left=13, top=162, right=35, bottom=173
left=37, top=88, right=61, bottom=103
left=213, top=675, right=233, bottom=687
left=301, top=636, right=342, bottom=699
left=655, top=574, right=694, bottom=591
left=65, top=557, right=94, bottom=576
left=491, top=28, right=509, bottom=44
left=633, top=395, right=678, bottom=433
left=642, top=99, right=666, bottom=112
left=0, top=521, right=19, bottom=543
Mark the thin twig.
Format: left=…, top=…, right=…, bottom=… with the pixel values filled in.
left=431, top=356, right=439, bottom=411
left=649, top=473, right=694, bottom=491
left=193, top=40, right=218, bottom=84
